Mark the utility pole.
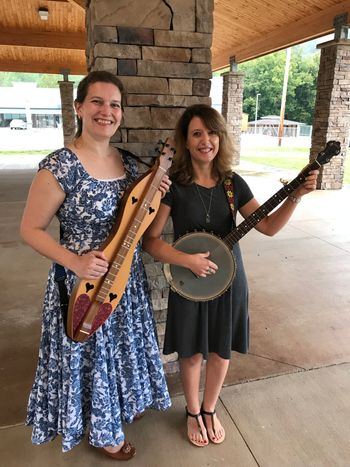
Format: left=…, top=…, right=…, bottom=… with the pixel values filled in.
left=254, top=92, right=261, bottom=134
left=278, top=47, right=291, bottom=146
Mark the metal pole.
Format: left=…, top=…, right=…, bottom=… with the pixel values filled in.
left=254, top=93, right=260, bottom=134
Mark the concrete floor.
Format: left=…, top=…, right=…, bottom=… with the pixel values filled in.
left=1, top=162, right=350, bottom=467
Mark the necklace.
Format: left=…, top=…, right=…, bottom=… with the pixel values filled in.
left=195, top=184, right=214, bottom=224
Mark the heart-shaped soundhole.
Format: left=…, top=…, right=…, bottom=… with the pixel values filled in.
left=109, top=292, right=118, bottom=302
left=86, top=283, right=94, bottom=293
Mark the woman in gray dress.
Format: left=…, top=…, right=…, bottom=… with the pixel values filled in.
left=143, top=104, right=318, bottom=447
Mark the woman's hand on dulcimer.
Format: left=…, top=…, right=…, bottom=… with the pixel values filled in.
left=70, top=250, right=109, bottom=280
left=159, top=175, right=172, bottom=198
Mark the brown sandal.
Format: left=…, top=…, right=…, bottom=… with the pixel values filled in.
left=185, top=406, right=209, bottom=447
left=134, top=412, right=145, bottom=421
left=97, top=440, right=136, bottom=460
left=201, top=406, right=226, bottom=444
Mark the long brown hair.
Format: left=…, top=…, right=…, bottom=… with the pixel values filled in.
left=74, top=71, right=126, bottom=138
left=171, top=104, right=235, bottom=184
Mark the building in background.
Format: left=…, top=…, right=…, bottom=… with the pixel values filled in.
left=247, top=115, right=312, bottom=137
left=0, top=82, right=62, bottom=128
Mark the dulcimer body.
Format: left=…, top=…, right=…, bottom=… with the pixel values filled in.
left=67, top=140, right=174, bottom=342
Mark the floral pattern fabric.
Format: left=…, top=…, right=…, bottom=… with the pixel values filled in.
left=26, top=147, right=171, bottom=452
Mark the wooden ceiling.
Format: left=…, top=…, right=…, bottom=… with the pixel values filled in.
left=0, top=0, right=349, bottom=75
left=212, top=0, right=350, bottom=70
left=0, top=0, right=86, bottom=75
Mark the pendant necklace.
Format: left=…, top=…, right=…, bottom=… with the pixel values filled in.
left=195, top=184, right=214, bottom=224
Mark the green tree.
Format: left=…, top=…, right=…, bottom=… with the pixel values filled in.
left=286, top=47, right=319, bottom=124
left=237, top=47, right=319, bottom=124
left=0, top=72, right=84, bottom=88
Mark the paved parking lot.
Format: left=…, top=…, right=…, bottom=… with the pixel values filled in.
left=0, top=127, right=63, bottom=153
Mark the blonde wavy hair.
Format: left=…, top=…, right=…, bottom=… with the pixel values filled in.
left=171, top=104, right=235, bottom=185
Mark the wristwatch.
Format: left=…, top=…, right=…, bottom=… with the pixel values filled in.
left=288, top=194, right=301, bottom=204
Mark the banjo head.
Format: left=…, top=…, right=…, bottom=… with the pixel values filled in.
left=163, top=231, right=236, bottom=302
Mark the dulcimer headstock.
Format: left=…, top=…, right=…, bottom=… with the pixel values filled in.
left=155, top=138, right=176, bottom=172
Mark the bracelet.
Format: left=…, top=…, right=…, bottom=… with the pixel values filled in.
left=288, top=195, right=301, bottom=204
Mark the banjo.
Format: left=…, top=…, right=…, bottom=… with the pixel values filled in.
left=163, top=140, right=341, bottom=302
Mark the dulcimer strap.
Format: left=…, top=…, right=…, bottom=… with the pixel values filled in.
left=54, top=223, right=69, bottom=335
left=54, top=261, right=69, bottom=335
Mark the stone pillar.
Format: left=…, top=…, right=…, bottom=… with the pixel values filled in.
left=58, top=77, right=76, bottom=146
left=310, top=39, right=350, bottom=189
left=85, top=0, right=214, bottom=373
left=86, top=0, right=213, bottom=159
left=221, top=71, right=245, bottom=166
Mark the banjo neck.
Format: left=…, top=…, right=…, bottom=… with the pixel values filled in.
left=165, top=140, right=340, bottom=303
left=224, top=142, right=340, bottom=250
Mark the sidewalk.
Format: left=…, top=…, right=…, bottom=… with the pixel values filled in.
left=1, top=159, right=350, bottom=466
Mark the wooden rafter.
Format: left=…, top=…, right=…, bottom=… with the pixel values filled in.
left=0, top=29, right=86, bottom=50
left=0, top=58, right=87, bottom=74
left=67, top=0, right=85, bottom=11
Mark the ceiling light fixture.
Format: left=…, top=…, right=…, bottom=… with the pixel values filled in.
left=38, top=7, right=49, bottom=21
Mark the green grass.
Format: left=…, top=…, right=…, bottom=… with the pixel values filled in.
left=0, top=147, right=349, bottom=185
left=0, top=150, right=49, bottom=155
left=241, top=146, right=350, bottom=184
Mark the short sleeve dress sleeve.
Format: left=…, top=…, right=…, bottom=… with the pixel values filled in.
left=38, top=148, right=84, bottom=194
left=232, top=173, right=254, bottom=211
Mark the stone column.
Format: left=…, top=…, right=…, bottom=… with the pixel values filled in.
left=58, top=77, right=76, bottom=146
left=85, top=0, right=214, bottom=373
left=86, top=0, right=213, bottom=159
left=310, top=39, right=350, bottom=189
left=221, top=70, right=245, bottom=166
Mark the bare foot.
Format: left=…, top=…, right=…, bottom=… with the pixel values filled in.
left=103, top=441, right=125, bottom=453
left=202, top=410, right=226, bottom=444
left=186, top=408, right=209, bottom=447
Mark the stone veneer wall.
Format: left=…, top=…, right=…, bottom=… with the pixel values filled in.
left=311, top=40, right=350, bottom=189
left=221, top=71, right=245, bottom=166
left=85, top=0, right=214, bottom=372
left=58, top=81, right=76, bottom=146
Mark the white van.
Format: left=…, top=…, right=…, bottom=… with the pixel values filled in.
left=10, top=119, right=27, bottom=130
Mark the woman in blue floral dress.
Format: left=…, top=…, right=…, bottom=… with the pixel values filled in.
left=20, top=71, right=171, bottom=460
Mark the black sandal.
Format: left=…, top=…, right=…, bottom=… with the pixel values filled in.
left=185, top=407, right=208, bottom=447
left=201, top=406, right=226, bottom=444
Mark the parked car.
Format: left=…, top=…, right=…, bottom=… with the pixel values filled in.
left=10, top=119, right=27, bottom=130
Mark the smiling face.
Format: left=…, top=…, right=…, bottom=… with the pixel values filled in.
left=75, top=81, right=122, bottom=140
left=186, top=116, right=220, bottom=165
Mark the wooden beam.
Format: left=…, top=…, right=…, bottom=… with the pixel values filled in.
left=67, top=0, right=85, bottom=10
left=212, top=0, right=350, bottom=69
left=0, top=29, right=86, bottom=50
left=0, top=58, right=87, bottom=75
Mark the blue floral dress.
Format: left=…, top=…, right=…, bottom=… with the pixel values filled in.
left=26, top=148, right=171, bottom=452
